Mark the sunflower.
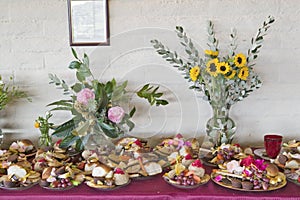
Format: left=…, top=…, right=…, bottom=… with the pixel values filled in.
left=217, top=62, right=230, bottom=75
left=206, top=59, right=219, bottom=77
left=238, top=67, right=249, bottom=80
left=225, top=70, right=236, bottom=79
left=189, top=66, right=200, bottom=82
left=204, top=50, right=219, bottom=57
left=234, top=53, right=247, bottom=67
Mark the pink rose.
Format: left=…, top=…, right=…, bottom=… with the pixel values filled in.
left=77, top=88, right=95, bottom=105
left=108, top=106, right=125, bottom=124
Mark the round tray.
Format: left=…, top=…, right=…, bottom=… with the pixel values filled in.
left=0, top=182, right=37, bottom=191
left=162, top=174, right=210, bottom=189
left=254, top=149, right=271, bottom=160
left=211, top=171, right=287, bottom=192
left=86, top=179, right=131, bottom=191
left=40, top=184, right=74, bottom=191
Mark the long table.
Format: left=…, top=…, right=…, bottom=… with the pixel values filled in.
left=0, top=166, right=299, bottom=200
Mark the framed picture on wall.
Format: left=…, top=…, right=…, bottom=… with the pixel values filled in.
left=68, top=0, right=109, bottom=46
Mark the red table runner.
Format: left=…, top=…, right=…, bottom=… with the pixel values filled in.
left=0, top=166, right=299, bottom=200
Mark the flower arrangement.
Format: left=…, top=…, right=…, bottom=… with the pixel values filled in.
left=34, top=112, right=54, bottom=147
left=47, top=49, right=168, bottom=151
left=0, top=75, right=29, bottom=111
left=151, top=16, right=275, bottom=146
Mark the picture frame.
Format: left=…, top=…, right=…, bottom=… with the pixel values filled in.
left=67, top=0, right=109, bottom=46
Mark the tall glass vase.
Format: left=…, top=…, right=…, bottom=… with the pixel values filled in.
left=206, top=105, right=236, bottom=147
left=84, top=124, right=115, bottom=153
left=205, top=77, right=236, bottom=147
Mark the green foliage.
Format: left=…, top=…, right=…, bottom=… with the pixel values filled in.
left=0, top=75, right=30, bottom=111
left=247, top=16, right=275, bottom=65
left=137, top=84, right=169, bottom=106
left=151, top=16, right=275, bottom=106
left=152, top=17, right=275, bottom=146
left=48, top=48, right=168, bottom=151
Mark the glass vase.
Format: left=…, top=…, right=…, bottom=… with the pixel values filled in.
left=84, top=124, right=115, bottom=154
left=38, top=127, right=52, bottom=148
left=206, top=104, right=236, bottom=147
left=205, top=77, right=236, bottom=147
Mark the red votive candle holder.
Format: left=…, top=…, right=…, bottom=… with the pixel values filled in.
left=264, top=134, right=283, bottom=159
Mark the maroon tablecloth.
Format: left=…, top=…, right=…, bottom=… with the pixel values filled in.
left=1, top=166, right=300, bottom=200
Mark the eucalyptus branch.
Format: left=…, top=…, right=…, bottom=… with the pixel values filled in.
left=175, top=26, right=203, bottom=66
left=206, top=21, right=219, bottom=51
left=228, top=28, right=238, bottom=58
left=48, top=73, right=75, bottom=96
left=151, top=39, right=192, bottom=76
left=247, top=15, right=275, bottom=65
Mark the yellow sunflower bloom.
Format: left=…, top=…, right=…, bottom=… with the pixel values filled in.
left=217, top=62, right=230, bottom=75
left=238, top=67, right=249, bottom=80
left=204, top=50, right=219, bottom=57
left=189, top=66, right=200, bottom=82
left=226, top=70, right=236, bottom=79
left=206, top=59, right=219, bottom=77
left=234, top=53, right=247, bottom=67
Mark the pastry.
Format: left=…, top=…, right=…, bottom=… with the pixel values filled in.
left=188, top=159, right=205, bottom=178
left=231, top=178, right=242, bottom=188
left=241, top=181, right=253, bottom=190
left=144, top=162, right=162, bottom=176
left=113, top=168, right=129, bottom=186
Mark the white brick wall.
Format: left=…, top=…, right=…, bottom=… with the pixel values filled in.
left=0, top=0, right=298, bottom=147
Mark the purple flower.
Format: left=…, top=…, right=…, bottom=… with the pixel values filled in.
left=254, top=159, right=268, bottom=171
left=108, top=106, right=125, bottom=124
left=77, top=88, right=95, bottom=105
left=176, top=139, right=185, bottom=150
left=184, top=141, right=191, bottom=147
left=214, top=175, right=223, bottom=182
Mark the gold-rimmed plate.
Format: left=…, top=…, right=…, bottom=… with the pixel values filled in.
left=211, top=171, right=287, bottom=192
left=85, top=179, right=131, bottom=191
left=163, top=174, right=210, bottom=189
left=0, top=182, right=37, bottom=191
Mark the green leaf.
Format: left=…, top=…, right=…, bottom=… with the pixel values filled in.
left=76, top=71, right=85, bottom=82
left=97, top=87, right=108, bottom=111
left=47, top=100, right=73, bottom=107
left=52, top=119, right=75, bottom=137
left=71, top=48, right=79, bottom=60
left=99, top=122, right=119, bottom=138
left=69, top=61, right=81, bottom=69
left=59, top=134, right=80, bottom=149
left=156, top=99, right=169, bottom=106
left=126, top=119, right=135, bottom=131
left=49, top=106, right=73, bottom=111
left=71, top=83, right=83, bottom=93
left=83, top=53, right=89, bottom=67
left=129, top=107, right=136, bottom=117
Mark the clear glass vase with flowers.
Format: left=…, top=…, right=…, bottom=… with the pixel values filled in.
left=47, top=49, right=168, bottom=152
left=151, top=16, right=275, bottom=147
